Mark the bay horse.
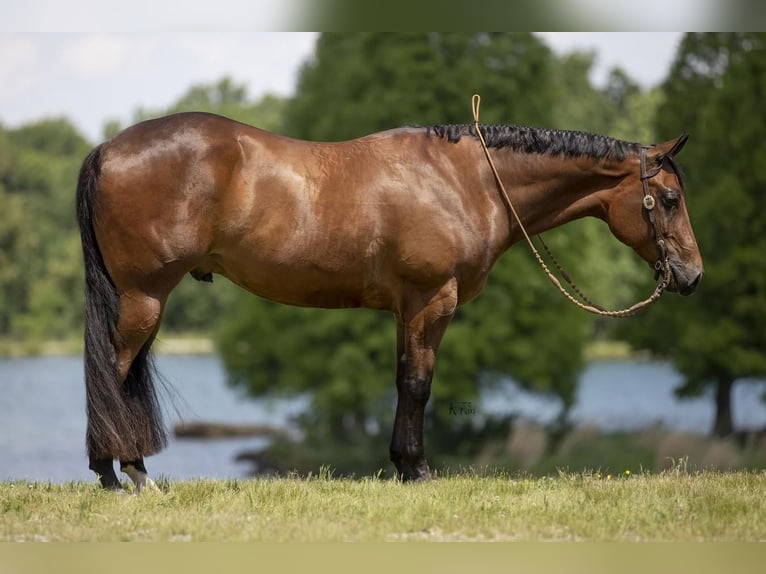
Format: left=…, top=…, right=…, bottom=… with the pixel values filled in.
left=76, top=110, right=702, bottom=490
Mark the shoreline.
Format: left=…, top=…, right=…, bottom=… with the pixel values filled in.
left=0, top=334, right=216, bottom=358
left=0, top=336, right=640, bottom=361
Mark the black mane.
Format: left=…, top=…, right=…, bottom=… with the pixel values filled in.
left=427, top=124, right=640, bottom=161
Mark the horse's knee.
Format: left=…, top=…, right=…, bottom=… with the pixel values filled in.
left=400, top=374, right=432, bottom=404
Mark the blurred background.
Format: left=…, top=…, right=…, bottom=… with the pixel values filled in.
left=1, top=28, right=765, bottom=481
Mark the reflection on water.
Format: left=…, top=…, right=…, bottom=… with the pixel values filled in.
left=0, top=355, right=764, bottom=482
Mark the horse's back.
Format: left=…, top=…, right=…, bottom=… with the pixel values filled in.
left=92, top=113, right=495, bottom=309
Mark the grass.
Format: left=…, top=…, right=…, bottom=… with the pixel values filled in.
left=2, top=468, right=766, bottom=542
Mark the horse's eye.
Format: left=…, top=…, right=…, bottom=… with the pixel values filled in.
left=661, top=190, right=680, bottom=210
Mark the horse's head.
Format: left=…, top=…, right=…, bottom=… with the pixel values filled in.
left=607, top=134, right=703, bottom=296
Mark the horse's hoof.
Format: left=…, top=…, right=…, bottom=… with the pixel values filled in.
left=136, top=477, right=161, bottom=494
left=121, top=463, right=162, bottom=494
left=99, top=482, right=127, bottom=493
left=396, top=462, right=431, bottom=482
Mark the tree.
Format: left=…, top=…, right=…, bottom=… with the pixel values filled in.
left=129, top=77, right=286, bottom=135
left=620, top=33, right=766, bottom=436
left=285, top=33, right=556, bottom=140
left=0, top=119, right=90, bottom=342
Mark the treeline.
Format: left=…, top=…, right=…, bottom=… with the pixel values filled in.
left=0, top=119, right=90, bottom=342
left=1, top=34, right=764, bottom=449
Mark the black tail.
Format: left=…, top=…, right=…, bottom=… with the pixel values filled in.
left=76, top=145, right=167, bottom=461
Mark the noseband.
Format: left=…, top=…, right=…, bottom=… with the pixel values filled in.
left=640, top=146, right=670, bottom=280
left=471, top=94, right=671, bottom=318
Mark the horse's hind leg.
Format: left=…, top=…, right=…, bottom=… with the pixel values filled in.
left=93, top=289, right=167, bottom=492
left=119, top=458, right=157, bottom=493
left=92, top=456, right=158, bottom=494
left=89, top=457, right=123, bottom=490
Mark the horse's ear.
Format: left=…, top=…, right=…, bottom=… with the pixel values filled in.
left=666, top=133, right=689, bottom=157
left=647, top=133, right=689, bottom=166
left=654, top=133, right=689, bottom=157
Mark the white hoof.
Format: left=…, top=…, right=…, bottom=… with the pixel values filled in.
left=122, top=464, right=161, bottom=494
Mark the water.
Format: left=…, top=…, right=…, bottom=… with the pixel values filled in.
left=484, top=360, right=766, bottom=433
left=0, top=355, right=308, bottom=483
left=1, top=355, right=764, bottom=482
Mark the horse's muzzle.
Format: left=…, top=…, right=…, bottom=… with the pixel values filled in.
left=668, top=261, right=703, bottom=296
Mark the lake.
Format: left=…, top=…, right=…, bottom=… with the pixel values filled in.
left=1, top=354, right=764, bottom=483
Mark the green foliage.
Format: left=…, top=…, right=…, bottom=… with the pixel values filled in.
left=438, top=251, right=586, bottom=411
left=0, top=119, right=90, bottom=341
left=111, top=77, right=287, bottom=138
left=285, top=32, right=556, bottom=140
left=619, top=33, right=766, bottom=435
left=219, top=301, right=396, bottom=436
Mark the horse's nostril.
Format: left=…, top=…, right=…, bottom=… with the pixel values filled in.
left=689, top=271, right=702, bottom=291
left=672, top=265, right=702, bottom=296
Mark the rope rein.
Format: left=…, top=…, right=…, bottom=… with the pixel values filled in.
left=470, top=94, right=670, bottom=318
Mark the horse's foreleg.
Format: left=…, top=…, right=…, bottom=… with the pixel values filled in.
left=390, top=318, right=427, bottom=480
left=390, top=280, right=457, bottom=481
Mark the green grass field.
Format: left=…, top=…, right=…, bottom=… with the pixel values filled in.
left=2, top=468, right=765, bottom=542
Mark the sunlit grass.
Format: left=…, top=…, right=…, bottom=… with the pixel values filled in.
left=2, top=468, right=765, bottom=542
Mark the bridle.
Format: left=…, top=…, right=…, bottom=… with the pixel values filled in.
left=640, top=145, right=671, bottom=281
left=471, top=94, right=671, bottom=318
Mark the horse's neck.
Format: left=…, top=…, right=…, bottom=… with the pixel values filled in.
left=493, top=151, right=631, bottom=241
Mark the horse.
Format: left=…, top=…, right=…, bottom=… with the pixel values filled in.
left=76, top=110, right=703, bottom=490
